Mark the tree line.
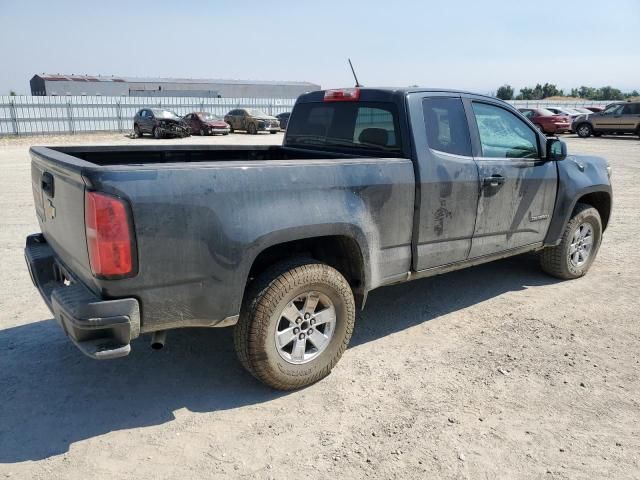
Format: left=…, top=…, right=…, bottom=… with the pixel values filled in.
left=495, top=84, right=639, bottom=101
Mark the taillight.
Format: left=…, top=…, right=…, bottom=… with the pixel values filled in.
left=324, top=88, right=360, bottom=102
left=85, top=191, right=135, bottom=278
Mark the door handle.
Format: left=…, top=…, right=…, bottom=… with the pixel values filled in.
left=482, top=175, right=505, bottom=188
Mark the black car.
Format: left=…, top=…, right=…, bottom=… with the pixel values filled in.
left=133, top=108, right=190, bottom=139
left=276, top=112, right=291, bottom=130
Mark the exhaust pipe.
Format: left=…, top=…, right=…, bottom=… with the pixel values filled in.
left=151, top=330, right=167, bottom=350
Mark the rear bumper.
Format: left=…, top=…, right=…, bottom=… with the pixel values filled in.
left=24, top=233, right=140, bottom=360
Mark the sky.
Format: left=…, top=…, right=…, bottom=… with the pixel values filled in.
left=1, top=0, right=638, bottom=95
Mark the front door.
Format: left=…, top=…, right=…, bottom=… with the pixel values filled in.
left=592, top=104, right=624, bottom=130
left=467, top=100, right=558, bottom=258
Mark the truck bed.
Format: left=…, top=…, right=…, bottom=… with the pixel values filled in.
left=29, top=144, right=416, bottom=334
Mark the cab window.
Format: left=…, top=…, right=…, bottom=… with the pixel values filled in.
left=422, top=97, right=472, bottom=156
left=472, top=103, right=539, bottom=159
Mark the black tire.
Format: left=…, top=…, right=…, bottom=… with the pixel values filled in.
left=153, top=127, right=161, bottom=139
left=270, top=131, right=278, bottom=134
left=539, top=203, right=602, bottom=280
left=593, top=132, right=602, bottom=137
left=199, top=128, right=206, bottom=136
left=134, top=124, right=142, bottom=138
left=636, top=126, right=640, bottom=138
left=576, top=123, right=592, bottom=138
left=234, top=259, right=356, bottom=390
left=229, top=124, right=234, bottom=133
left=248, top=123, right=258, bottom=135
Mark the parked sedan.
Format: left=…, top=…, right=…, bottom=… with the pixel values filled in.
left=224, top=108, right=280, bottom=134
left=276, top=112, right=291, bottom=130
left=184, top=112, right=230, bottom=136
left=134, top=108, right=190, bottom=138
left=518, top=108, right=572, bottom=134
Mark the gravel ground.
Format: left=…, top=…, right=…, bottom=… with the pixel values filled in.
left=0, top=132, right=638, bottom=479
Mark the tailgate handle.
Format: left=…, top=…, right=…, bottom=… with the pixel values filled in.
left=41, top=172, right=55, bottom=197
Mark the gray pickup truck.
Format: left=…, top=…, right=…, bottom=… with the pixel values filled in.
left=25, top=87, right=612, bottom=390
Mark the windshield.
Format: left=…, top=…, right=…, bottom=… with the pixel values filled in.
left=199, top=113, right=222, bottom=121
left=286, top=101, right=404, bottom=156
left=153, top=110, right=181, bottom=120
left=246, top=109, right=269, bottom=117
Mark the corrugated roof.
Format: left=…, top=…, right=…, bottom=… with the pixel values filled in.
left=36, top=74, right=319, bottom=87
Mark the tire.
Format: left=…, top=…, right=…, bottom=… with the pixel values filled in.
left=576, top=123, right=592, bottom=138
left=636, top=126, right=640, bottom=138
left=539, top=203, right=602, bottom=280
left=270, top=131, right=278, bottom=134
left=593, top=132, right=602, bottom=137
left=134, top=124, right=142, bottom=138
left=199, top=128, right=206, bottom=136
left=248, top=123, right=258, bottom=135
left=234, top=259, right=356, bottom=390
left=229, top=124, right=234, bottom=133
left=153, top=127, right=161, bottom=139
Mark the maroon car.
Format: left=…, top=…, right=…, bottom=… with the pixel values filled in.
left=518, top=108, right=572, bottom=134
left=184, top=112, right=231, bottom=136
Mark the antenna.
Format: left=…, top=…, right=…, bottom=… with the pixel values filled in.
left=348, top=58, right=362, bottom=87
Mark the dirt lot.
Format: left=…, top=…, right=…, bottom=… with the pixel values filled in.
left=0, top=132, right=638, bottom=479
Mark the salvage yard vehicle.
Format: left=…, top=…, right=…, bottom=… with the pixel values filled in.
left=224, top=108, right=280, bottom=134
left=518, top=107, right=572, bottom=134
left=25, top=87, right=612, bottom=390
left=183, top=112, right=230, bottom=136
left=133, top=108, right=190, bottom=138
left=572, top=101, right=640, bottom=138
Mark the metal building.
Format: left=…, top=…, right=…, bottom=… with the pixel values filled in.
left=30, top=74, right=321, bottom=98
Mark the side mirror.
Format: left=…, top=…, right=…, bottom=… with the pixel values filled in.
left=547, top=138, right=567, bottom=161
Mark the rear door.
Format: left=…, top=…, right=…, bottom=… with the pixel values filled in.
left=407, top=93, right=480, bottom=270
left=619, top=103, right=640, bottom=131
left=466, top=99, right=557, bottom=258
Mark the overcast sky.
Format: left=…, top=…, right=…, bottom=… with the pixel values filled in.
left=1, top=0, right=638, bottom=95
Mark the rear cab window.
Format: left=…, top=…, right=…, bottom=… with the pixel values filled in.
left=285, top=101, right=405, bottom=157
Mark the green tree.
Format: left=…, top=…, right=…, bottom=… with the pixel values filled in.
left=597, top=86, right=624, bottom=101
left=542, top=83, right=563, bottom=98
left=496, top=84, right=514, bottom=100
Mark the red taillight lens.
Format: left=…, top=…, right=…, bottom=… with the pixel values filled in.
left=85, top=191, right=134, bottom=278
left=324, top=88, right=360, bottom=102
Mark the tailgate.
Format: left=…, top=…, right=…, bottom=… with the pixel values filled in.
left=30, top=148, right=94, bottom=287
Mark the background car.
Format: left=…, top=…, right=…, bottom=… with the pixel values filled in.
left=134, top=108, right=190, bottom=139
left=546, top=106, right=582, bottom=121
left=518, top=108, right=572, bottom=134
left=224, top=108, right=280, bottom=134
left=184, top=112, right=230, bottom=135
left=572, top=101, right=640, bottom=138
left=276, top=112, right=291, bottom=130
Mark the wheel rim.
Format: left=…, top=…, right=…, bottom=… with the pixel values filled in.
left=200, top=128, right=205, bottom=136
left=578, top=125, right=590, bottom=137
left=274, top=291, right=336, bottom=365
left=568, top=222, right=594, bottom=267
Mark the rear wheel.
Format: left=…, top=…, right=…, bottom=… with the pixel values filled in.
left=248, top=123, right=258, bottom=135
left=153, top=127, right=161, bottom=139
left=576, top=123, right=592, bottom=138
left=539, top=203, right=602, bottom=279
left=234, top=259, right=355, bottom=390
left=199, top=128, right=206, bottom=136
left=134, top=124, right=142, bottom=138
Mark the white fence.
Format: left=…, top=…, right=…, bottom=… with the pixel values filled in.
left=0, top=95, right=297, bottom=136
left=0, top=95, right=617, bottom=137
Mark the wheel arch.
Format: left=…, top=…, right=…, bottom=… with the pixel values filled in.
left=243, top=229, right=370, bottom=310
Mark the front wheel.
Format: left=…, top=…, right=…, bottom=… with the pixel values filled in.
left=234, top=259, right=355, bottom=390
left=153, top=127, right=162, bottom=139
left=576, top=123, right=592, bottom=138
left=539, top=203, right=602, bottom=279
left=134, top=124, right=142, bottom=138
left=270, top=130, right=278, bottom=134
left=247, top=123, right=258, bottom=135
